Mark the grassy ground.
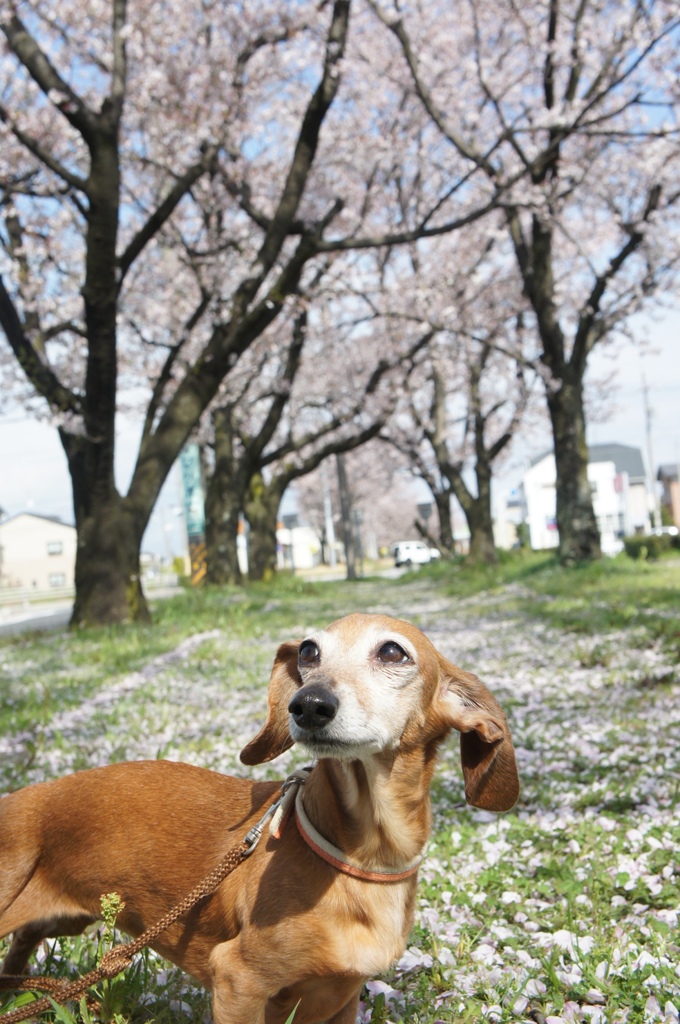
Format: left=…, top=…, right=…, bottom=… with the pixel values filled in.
left=1, top=552, right=679, bottom=1024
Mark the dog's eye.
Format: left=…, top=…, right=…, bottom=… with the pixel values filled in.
left=299, top=640, right=320, bottom=665
left=377, top=641, right=410, bottom=664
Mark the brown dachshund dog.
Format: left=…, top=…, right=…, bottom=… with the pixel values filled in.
left=0, top=613, right=519, bottom=1023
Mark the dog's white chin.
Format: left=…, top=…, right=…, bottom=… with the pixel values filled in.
left=293, top=731, right=384, bottom=761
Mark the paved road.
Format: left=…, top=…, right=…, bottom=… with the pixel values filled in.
left=0, top=601, right=73, bottom=637
left=0, top=571, right=409, bottom=637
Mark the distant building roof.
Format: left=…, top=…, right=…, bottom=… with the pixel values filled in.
left=658, top=464, right=678, bottom=482
left=0, top=511, right=74, bottom=529
left=529, top=444, right=646, bottom=481
left=587, top=444, right=646, bottom=482
left=528, top=448, right=558, bottom=469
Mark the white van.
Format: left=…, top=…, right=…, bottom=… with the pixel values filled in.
left=392, top=540, right=440, bottom=567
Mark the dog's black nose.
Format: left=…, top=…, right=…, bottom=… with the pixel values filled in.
left=289, top=685, right=339, bottom=730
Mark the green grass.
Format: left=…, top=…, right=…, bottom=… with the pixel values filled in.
left=1, top=552, right=679, bottom=1023
left=413, top=549, right=680, bottom=662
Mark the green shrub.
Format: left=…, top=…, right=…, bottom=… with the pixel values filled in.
left=515, top=521, right=530, bottom=548
left=623, top=533, right=672, bottom=560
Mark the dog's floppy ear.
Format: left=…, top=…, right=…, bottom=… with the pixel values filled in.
left=437, top=659, right=519, bottom=811
left=240, top=641, right=300, bottom=765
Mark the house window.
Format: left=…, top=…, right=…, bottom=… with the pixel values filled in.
left=49, top=573, right=66, bottom=587
left=47, top=540, right=63, bottom=555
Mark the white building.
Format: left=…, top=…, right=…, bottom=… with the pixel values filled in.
left=0, top=512, right=77, bottom=590
left=522, top=444, right=651, bottom=556
left=276, top=523, right=322, bottom=571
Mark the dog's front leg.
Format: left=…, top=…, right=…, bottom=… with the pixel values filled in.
left=210, top=939, right=269, bottom=1024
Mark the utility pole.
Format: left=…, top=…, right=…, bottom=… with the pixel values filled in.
left=642, top=375, right=661, bottom=529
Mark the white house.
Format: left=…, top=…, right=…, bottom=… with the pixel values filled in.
left=0, top=512, right=77, bottom=590
left=522, top=444, right=651, bottom=555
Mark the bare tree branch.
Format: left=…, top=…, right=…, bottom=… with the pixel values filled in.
left=118, top=145, right=220, bottom=282
left=572, top=182, right=663, bottom=371
left=0, top=274, right=81, bottom=414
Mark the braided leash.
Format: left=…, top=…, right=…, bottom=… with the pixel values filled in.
left=0, top=770, right=312, bottom=1024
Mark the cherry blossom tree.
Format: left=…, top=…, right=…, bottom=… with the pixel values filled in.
left=390, top=329, right=531, bottom=563
left=370, top=0, right=680, bottom=563
left=0, top=0, right=355, bottom=622
left=0, top=0, right=500, bottom=624
left=202, top=278, right=433, bottom=581
left=371, top=231, right=534, bottom=563
left=325, top=208, right=537, bottom=563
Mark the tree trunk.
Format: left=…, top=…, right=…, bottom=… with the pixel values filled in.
left=466, top=510, right=497, bottom=565
left=62, top=430, right=149, bottom=625
left=467, top=460, right=497, bottom=565
left=433, top=490, right=454, bottom=551
left=446, top=470, right=497, bottom=566
left=546, top=375, right=601, bottom=564
left=205, top=488, right=243, bottom=585
left=59, top=119, right=141, bottom=625
left=71, top=499, right=147, bottom=626
left=245, top=474, right=282, bottom=582
left=511, top=212, right=601, bottom=564
left=336, top=453, right=356, bottom=579
left=204, top=405, right=246, bottom=585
